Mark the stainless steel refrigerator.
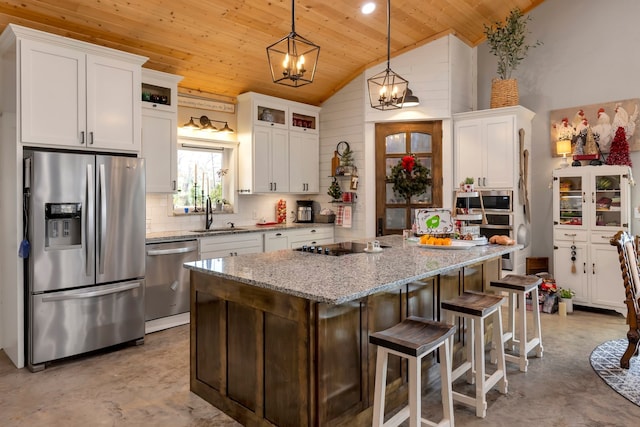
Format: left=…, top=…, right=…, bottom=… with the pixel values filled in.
left=23, top=149, right=146, bottom=371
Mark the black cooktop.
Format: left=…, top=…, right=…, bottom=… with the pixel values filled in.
left=295, top=241, right=390, bottom=256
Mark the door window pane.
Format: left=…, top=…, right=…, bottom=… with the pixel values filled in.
left=385, top=133, right=406, bottom=154
left=411, top=132, right=432, bottom=153
left=386, top=183, right=406, bottom=204
left=386, top=208, right=407, bottom=229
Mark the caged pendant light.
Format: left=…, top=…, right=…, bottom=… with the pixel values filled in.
left=266, top=0, right=320, bottom=87
left=367, top=0, right=409, bottom=110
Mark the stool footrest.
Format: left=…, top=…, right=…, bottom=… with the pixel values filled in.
left=451, top=361, right=473, bottom=383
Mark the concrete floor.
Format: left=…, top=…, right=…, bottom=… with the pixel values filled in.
left=1, top=308, right=640, bottom=426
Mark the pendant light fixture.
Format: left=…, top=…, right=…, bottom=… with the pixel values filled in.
left=266, top=0, right=320, bottom=87
left=402, top=88, right=420, bottom=107
left=367, top=0, right=409, bottom=110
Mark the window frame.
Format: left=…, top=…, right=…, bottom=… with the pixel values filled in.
left=170, top=136, right=238, bottom=215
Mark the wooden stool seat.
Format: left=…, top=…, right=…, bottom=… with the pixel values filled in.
left=370, top=316, right=456, bottom=427
left=441, top=292, right=507, bottom=418
left=490, top=274, right=544, bottom=372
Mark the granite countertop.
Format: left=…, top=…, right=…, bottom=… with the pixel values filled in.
left=146, top=222, right=334, bottom=243
left=184, top=235, right=522, bottom=305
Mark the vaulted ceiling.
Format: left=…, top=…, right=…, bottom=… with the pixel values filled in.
left=0, top=0, right=545, bottom=106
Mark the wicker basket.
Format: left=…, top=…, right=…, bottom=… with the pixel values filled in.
left=490, top=78, right=519, bottom=108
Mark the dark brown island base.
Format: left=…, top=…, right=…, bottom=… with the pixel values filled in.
left=185, top=235, right=521, bottom=427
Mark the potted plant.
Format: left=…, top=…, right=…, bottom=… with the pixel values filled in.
left=558, top=288, right=575, bottom=313
left=461, top=177, right=475, bottom=192
left=339, top=145, right=356, bottom=176
left=483, top=8, right=541, bottom=108
left=327, top=177, right=342, bottom=201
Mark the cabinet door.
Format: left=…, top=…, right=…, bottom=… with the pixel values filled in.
left=142, top=109, right=176, bottom=192
left=290, top=107, right=318, bottom=134
left=553, top=171, right=587, bottom=230
left=454, top=119, right=484, bottom=187
left=264, top=231, right=289, bottom=252
left=20, top=39, right=86, bottom=147
left=289, top=131, right=319, bottom=193
left=253, top=127, right=272, bottom=193
left=255, top=102, right=288, bottom=129
left=590, top=244, right=626, bottom=311
left=271, top=128, right=290, bottom=192
left=553, top=241, right=589, bottom=303
left=253, top=127, right=289, bottom=193
left=591, top=169, right=628, bottom=230
left=87, top=54, right=141, bottom=151
left=484, top=115, right=514, bottom=188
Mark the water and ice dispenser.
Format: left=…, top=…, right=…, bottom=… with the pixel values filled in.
left=44, top=203, right=82, bottom=248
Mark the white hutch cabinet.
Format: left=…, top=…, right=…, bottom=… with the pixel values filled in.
left=141, top=69, right=183, bottom=193
left=552, top=165, right=631, bottom=314
left=237, top=92, right=320, bottom=194
left=17, top=28, right=146, bottom=152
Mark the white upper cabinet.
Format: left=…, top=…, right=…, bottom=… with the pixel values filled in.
left=289, top=131, right=319, bottom=193
left=237, top=92, right=320, bottom=194
left=454, top=106, right=534, bottom=189
left=141, top=69, right=182, bottom=193
left=12, top=25, right=146, bottom=153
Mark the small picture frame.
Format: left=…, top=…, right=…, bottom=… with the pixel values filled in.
left=350, top=176, right=359, bottom=190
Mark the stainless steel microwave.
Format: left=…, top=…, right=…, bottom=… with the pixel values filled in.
left=455, top=190, right=513, bottom=212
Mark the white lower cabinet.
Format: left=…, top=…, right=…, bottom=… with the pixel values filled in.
left=264, top=227, right=334, bottom=251
left=199, top=233, right=263, bottom=259
left=264, top=231, right=290, bottom=252
left=287, top=227, right=334, bottom=249
left=200, top=227, right=334, bottom=258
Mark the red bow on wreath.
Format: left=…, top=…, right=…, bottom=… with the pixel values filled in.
left=401, top=155, right=415, bottom=172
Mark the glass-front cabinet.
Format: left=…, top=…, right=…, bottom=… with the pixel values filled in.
left=553, top=165, right=630, bottom=231
left=552, top=165, right=631, bottom=315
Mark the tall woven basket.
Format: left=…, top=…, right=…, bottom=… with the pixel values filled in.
left=490, top=78, right=519, bottom=108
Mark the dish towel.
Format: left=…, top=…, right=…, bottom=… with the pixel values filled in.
left=342, top=206, right=352, bottom=228
left=336, top=205, right=344, bottom=226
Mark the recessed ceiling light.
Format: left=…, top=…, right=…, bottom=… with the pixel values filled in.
left=361, top=2, right=376, bottom=14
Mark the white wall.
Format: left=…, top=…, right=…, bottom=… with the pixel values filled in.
left=318, top=75, right=367, bottom=242
left=477, top=0, right=640, bottom=272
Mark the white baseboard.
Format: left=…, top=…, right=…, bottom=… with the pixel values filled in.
left=145, top=312, right=190, bottom=334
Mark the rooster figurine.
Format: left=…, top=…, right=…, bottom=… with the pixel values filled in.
left=592, top=108, right=613, bottom=152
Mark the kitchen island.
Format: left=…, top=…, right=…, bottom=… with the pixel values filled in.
left=185, top=235, right=521, bottom=427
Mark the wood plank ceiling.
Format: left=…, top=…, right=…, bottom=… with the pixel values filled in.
left=0, top=0, right=545, bottom=106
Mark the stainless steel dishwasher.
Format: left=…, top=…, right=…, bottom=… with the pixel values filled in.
left=145, top=239, right=198, bottom=321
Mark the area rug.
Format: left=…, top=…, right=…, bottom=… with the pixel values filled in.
left=590, top=339, right=640, bottom=407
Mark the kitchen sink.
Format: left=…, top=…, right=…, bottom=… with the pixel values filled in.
left=190, top=227, right=247, bottom=233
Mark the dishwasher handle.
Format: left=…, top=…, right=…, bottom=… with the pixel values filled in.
left=147, top=246, right=198, bottom=256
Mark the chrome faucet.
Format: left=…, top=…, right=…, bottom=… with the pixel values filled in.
left=205, top=196, right=213, bottom=230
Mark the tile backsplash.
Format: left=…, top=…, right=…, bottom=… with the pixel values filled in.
left=145, top=193, right=316, bottom=233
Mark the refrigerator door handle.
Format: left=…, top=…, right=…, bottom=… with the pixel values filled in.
left=86, top=163, right=94, bottom=277
left=99, top=163, right=107, bottom=275
left=41, top=282, right=141, bottom=302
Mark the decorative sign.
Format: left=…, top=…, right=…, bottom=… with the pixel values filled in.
left=414, top=209, right=454, bottom=235
left=550, top=98, right=639, bottom=156
left=178, top=95, right=235, bottom=113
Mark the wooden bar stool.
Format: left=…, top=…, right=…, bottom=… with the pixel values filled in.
left=441, top=292, right=507, bottom=418
left=490, top=274, right=544, bottom=372
left=369, top=316, right=456, bottom=427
